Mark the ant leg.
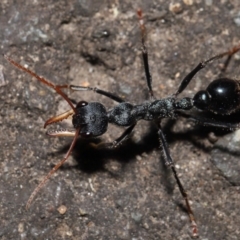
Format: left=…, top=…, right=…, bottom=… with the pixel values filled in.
left=219, top=45, right=240, bottom=76
left=157, top=123, right=198, bottom=237
left=137, top=9, right=154, bottom=99
left=111, top=123, right=136, bottom=148
left=178, top=111, right=240, bottom=129
left=91, top=123, right=136, bottom=149
left=43, top=83, right=125, bottom=128
left=175, top=44, right=240, bottom=96
left=26, top=128, right=80, bottom=209
left=68, top=85, right=124, bottom=103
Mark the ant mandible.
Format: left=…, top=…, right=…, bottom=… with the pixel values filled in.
left=4, top=9, right=240, bottom=238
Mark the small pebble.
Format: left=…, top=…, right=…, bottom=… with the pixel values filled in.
left=183, top=0, right=193, bottom=5
left=169, top=3, right=182, bottom=14
left=57, top=205, right=67, bottom=214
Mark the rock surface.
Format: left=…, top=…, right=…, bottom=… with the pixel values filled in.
left=1, top=1, right=240, bottom=239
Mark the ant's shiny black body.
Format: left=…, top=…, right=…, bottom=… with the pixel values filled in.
left=194, top=78, right=240, bottom=114
left=5, top=9, right=240, bottom=238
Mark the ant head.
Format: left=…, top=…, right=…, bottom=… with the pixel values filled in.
left=73, top=101, right=108, bottom=137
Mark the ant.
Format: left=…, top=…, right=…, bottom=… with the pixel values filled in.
left=4, top=9, right=240, bottom=238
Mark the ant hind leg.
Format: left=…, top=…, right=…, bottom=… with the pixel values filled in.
left=174, top=44, right=240, bottom=97
left=157, top=123, right=198, bottom=237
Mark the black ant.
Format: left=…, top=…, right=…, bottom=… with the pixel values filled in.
left=4, top=9, right=240, bottom=238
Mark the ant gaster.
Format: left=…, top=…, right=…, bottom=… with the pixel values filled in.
left=5, top=9, right=240, bottom=238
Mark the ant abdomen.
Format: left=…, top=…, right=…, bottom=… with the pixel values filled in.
left=72, top=101, right=108, bottom=137
left=193, top=78, right=240, bottom=115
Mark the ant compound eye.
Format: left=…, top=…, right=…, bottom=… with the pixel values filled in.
left=81, top=132, right=93, bottom=138
left=193, top=90, right=211, bottom=110
left=76, top=101, right=88, bottom=108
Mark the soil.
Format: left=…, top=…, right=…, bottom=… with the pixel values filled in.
left=0, top=0, right=240, bottom=239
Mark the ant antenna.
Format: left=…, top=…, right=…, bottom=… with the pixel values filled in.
left=4, top=55, right=76, bottom=112
left=26, top=128, right=80, bottom=209
left=4, top=54, right=80, bottom=209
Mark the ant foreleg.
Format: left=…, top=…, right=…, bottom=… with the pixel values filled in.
left=137, top=9, right=154, bottom=99
left=157, top=124, right=198, bottom=238
left=111, top=123, right=136, bottom=148
left=44, top=83, right=125, bottom=128
left=26, top=128, right=80, bottom=209
left=175, top=44, right=240, bottom=96
left=91, top=123, right=136, bottom=149
left=65, top=85, right=125, bottom=103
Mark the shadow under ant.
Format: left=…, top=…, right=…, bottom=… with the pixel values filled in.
left=48, top=113, right=239, bottom=198
left=52, top=122, right=159, bottom=173
left=4, top=9, right=240, bottom=236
